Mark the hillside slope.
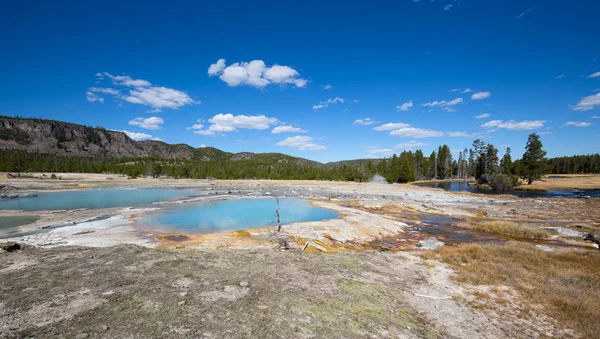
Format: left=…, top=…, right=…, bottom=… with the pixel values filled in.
left=0, top=116, right=321, bottom=165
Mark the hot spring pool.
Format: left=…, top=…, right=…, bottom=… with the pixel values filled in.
left=0, top=188, right=195, bottom=211
left=138, top=198, right=339, bottom=234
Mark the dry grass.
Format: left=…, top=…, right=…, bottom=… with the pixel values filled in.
left=515, top=174, right=600, bottom=191
left=463, top=221, right=551, bottom=239
left=422, top=242, right=600, bottom=337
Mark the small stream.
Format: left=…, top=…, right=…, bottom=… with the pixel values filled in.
left=416, top=181, right=600, bottom=199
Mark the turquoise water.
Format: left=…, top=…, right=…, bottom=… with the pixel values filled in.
left=0, top=188, right=195, bottom=211
left=139, top=199, right=339, bottom=234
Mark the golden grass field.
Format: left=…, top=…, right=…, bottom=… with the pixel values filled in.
left=422, top=242, right=600, bottom=338
left=515, top=174, right=600, bottom=191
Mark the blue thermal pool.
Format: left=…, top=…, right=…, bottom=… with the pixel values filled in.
left=0, top=188, right=195, bottom=211
left=138, top=198, right=339, bottom=234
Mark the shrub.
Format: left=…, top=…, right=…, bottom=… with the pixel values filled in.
left=489, top=174, right=514, bottom=192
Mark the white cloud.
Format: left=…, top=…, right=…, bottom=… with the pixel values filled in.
left=421, top=97, right=463, bottom=108
left=373, top=122, right=411, bottom=131
left=89, top=87, right=120, bottom=95
left=199, top=144, right=207, bottom=148
left=208, top=59, right=307, bottom=88
left=471, top=92, right=491, bottom=100
left=481, top=120, right=546, bottom=131
left=365, top=148, right=395, bottom=158
left=323, top=84, right=332, bottom=90
left=276, top=136, right=326, bottom=151
left=396, top=101, right=413, bottom=111
left=475, top=113, right=490, bottom=119
left=313, top=97, right=345, bottom=110
left=572, top=93, right=600, bottom=111
left=194, top=130, right=215, bottom=136
left=447, top=132, right=475, bottom=138
left=86, top=92, right=103, bottom=103
left=354, top=118, right=379, bottom=126
left=394, top=140, right=427, bottom=149
left=444, top=4, right=454, bottom=11
left=564, top=121, right=592, bottom=127
left=128, top=117, right=164, bottom=130
left=450, top=88, right=473, bottom=93
left=89, top=73, right=198, bottom=111
left=592, top=116, right=600, bottom=119
left=191, top=113, right=278, bottom=136
left=119, top=130, right=161, bottom=141
left=272, top=125, right=306, bottom=134
left=555, top=74, right=565, bottom=79
left=390, top=127, right=444, bottom=138
left=208, top=58, right=226, bottom=75
left=517, top=8, right=533, bottom=19
left=103, top=72, right=151, bottom=87
left=122, top=86, right=198, bottom=111
left=589, top=72, right=600, bottom=78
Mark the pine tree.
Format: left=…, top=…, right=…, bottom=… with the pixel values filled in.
left=520, top=133, right=547, bottom=184
left=500, top=147, right=512, bottom=175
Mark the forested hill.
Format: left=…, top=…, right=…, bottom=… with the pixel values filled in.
left=0, top=116, right=319, bottom=165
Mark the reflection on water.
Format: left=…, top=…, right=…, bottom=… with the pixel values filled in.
left=0, top=188, right=195, bottom=211
left=0, top=216, right=38, bottom=229
left=417, top=181, right=600, bottom=199
left=139, top=198, right=339, bottom=234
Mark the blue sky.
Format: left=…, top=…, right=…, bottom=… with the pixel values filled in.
left=1, top=0, right=599, bottom=163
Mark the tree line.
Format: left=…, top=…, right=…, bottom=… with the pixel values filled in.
left=2, top=133, right=593, bottom=189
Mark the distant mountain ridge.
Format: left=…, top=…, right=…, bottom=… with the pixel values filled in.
left=0, top=116, right=327, bottom=166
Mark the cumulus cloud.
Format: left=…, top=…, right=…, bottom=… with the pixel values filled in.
left=272, top=125, right=306, bottom=134
left=475, top=113, right=491, bottom=119
left=208, top=59, right=307, bottom=88
left=396, top=101, right=413, bottom=111
left=312, top=97, right=345, bottom=110
left=555, top=74, right=565, bottom=79
left=276, top=136, right=326, bottom=151
left=394, top=140, right=427, bottom=149
left=564, top=121, right=592, bottom=127
left=421, top=98, right=463, bottom=108
left=471, top=92, right=491, bottom=100
left=481, top=120, right=546, bottom=131
left=190, top=114, right=278, bottom=136
left=119, top=130, right=161, bottom=141
left=444, top=4, right=454, bottom=11
left=373, top=122, right=443, bottom=138
left=450, top=88, right=473, bottom=93
left=373, top=122, right=411, bottom=131
left=86, top=92, right=103, bottom=103
left=589, top=72, right=600, bottom=78
left=128, top=117, right=164, bottom=130
left=323, top=84, right=332, bottom=90
left=572, top=93, right=600, bottom=111
left=390, top=127, right=444, bottom=138
left=447, top=132, right=476, bottom=137
left=592, top=116, right=600, bottom=119
left=354, top=118, right=379, bottom=126
left=207, top=59, right=226, bottom=75
left=89, top=87, right=120, bottom=95
left=88, top=73, right=198, bottom=111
